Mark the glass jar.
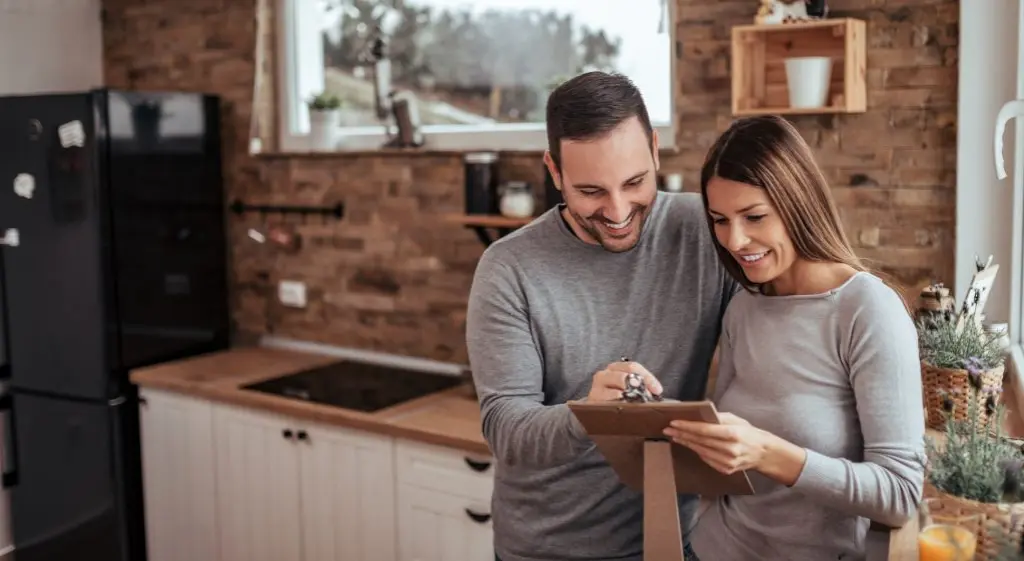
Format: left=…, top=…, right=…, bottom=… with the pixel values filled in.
left=499, top=181, right=534, bottom=218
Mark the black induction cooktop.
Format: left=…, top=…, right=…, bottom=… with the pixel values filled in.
left=242, top=359, right=464, bottom=412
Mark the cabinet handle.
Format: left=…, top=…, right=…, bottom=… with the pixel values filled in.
left=282, top=429, right=294, bottom=440
left=296, top=430, right=309, bottom=442
left=464, top=458, right=491, bottom=472
left=464, top=509, right=491, bottom=524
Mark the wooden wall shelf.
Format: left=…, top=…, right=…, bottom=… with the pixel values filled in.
left=443, top=214, right=535, bottom=246
left=730, top=18, right=866, bottom=116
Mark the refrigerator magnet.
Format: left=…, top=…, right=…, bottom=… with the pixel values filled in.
left=13, top=173, right=34, bottom=199
left=57, top=120, right=86, bottom=148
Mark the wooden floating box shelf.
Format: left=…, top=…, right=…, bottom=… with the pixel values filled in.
left=731, top=18, right=866, bottom=116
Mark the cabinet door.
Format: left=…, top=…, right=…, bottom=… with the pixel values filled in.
left=138, top=389, right=219, bottom=561
left=297, top=421, right=397, bottom=561
left=213, top=404, right=303, bottom=561
left=397, top=485, right=493, bottom=561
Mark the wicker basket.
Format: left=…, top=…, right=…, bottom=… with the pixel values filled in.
left=924, top=481, right=1024, bottom=559
left=922, top=360, right=1005, bottom=431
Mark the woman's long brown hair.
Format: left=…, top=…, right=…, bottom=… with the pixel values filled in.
left=699, top=115, right=901, bottom=300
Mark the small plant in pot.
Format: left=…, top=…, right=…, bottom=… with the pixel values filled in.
left=919, top=312, right=1006, bottom=431
left=921, top=310, right=1024, bottom=558
left=306, top=92, right=343, bottom=150
left=924, top=362, right=1024, bottom=559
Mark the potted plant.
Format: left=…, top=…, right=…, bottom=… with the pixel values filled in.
left=922, top=315, right=1024, bottom=558
left=919, top=312, right=1006, bottom=431
left=306, top=92, right=343, bottom=150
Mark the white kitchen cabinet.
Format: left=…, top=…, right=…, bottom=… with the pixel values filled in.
left=137, top=388, right=219, bottom=561
left=395, top=440, right=495, bottom=561
left=138, top=388, right=493, bottom=561
left=213, top=403, right=303, bottom=561
left=212, top=402, right=397, bottom=561
left=297, top=418, right=397, bottom=561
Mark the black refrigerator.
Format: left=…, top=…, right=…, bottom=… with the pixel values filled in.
left=0, top=88, right=232, bottom=561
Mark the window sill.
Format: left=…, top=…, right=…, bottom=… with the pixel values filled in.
left=251, top=144, right=684, bottom=160
left=266, top=122, right=677, bottom=159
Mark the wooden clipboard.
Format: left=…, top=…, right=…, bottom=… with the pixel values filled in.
left=567, top=399, right=755, bottom=496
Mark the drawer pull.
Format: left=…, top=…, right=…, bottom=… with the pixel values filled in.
left=464, top=458, right=491, bottom=472
left=464, top=509, right=491, bottom=524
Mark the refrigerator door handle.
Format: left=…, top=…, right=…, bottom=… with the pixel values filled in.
left=0, top=393, right=17, bottom=488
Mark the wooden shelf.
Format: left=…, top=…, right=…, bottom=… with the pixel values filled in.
left=443, top=214, right=535, bottom=246
left=733, top=105, right=850, bottom=117
left=731, top=18, right=866, bottom=117
left=443, top=214, right=535, bottom=228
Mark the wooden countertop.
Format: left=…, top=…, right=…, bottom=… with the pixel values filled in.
left=130, top=346, right=492, bottom=457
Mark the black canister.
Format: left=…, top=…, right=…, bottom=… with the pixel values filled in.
left=464, top=152, right=499, bottom=214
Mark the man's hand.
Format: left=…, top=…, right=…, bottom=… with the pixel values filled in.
left=585, top=361, right=664, bottom=402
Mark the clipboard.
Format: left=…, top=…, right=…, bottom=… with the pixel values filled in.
left=567, top=399, right=755, bottom=495
left=567, top=399, right=756, bottom=561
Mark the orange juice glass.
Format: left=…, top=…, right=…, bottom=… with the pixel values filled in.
left=917, top=498, right=979, bottom=561
left=918, top=524, right=977, bottom=561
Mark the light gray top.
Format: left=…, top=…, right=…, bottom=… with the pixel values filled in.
left=689, top=272, right=927, bottom=561
left=466, top=191, right=738, bottom=561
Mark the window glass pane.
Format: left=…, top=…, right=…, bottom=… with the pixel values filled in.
left=317, top=0, right=672, bottom=129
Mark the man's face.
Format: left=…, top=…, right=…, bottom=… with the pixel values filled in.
left=545, top=117, right=660, bottom=253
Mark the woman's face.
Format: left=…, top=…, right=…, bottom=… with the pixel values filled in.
left=705, top=177, right=796, bottom=286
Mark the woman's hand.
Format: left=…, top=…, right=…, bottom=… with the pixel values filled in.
left=663, top=413, right=808, bottom=486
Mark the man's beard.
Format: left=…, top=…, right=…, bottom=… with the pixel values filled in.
left=569, top=203, right=650, bottom=252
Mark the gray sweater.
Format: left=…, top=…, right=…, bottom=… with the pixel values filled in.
left=689, top=272, right=927, bottom=561
left=466, top=191, right=737, bottom=561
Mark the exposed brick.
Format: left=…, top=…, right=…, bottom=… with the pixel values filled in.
left=859, top=227, right=881, bottom=247
left=102, top=0, right=959, bottom=363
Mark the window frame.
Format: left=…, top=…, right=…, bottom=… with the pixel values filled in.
left=274, top=0, right=678, bottom=153
left=1009, top=3, right=1024, bottom=381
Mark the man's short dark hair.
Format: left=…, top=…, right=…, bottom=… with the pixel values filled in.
left=545, top=71, right=654, bottom=172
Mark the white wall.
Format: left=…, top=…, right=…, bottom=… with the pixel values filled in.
left=955, top=0, right=1019, bottom=321
left=0, top=0, right=104, bottom=95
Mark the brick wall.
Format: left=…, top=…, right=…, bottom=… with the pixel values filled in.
left=102, top=0, right=958, bottom=364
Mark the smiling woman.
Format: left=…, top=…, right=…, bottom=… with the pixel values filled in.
left=275, top=0, right=677, bottom=152
left=700, top=115, right=873, bottom=297
left=675, top=115, right=927, bottom=561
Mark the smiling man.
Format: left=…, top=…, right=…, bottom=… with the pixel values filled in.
left=547, top=100, right=657, bottom=253
left=466, top=71, right=739, bottom=561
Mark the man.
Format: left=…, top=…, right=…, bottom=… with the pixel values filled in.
left=466, top=71, right=737, bottom=561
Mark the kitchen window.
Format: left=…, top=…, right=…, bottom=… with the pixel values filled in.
left=275, top=0, right=677, bottom=152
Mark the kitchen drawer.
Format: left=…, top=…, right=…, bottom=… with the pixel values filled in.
left=396, top=483, right=493, bottom=561
left=395, top=440, right=494, bottom=501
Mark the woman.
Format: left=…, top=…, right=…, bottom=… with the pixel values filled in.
left=664, top=115, right=926, bottom=561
